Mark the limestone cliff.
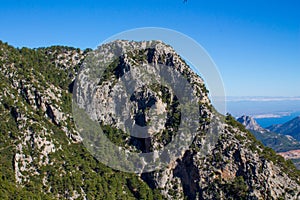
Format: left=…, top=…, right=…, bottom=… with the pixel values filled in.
left=0, top=40, right=299, bottom=199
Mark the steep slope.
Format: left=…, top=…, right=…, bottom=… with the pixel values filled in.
left=0, top=41, right=164, bottom=199
left=0, top=40, right=300, bottom=199
left=267, top=116, right=300, bottom=141
left=74, top=40, right=300, bottom=199
left=237, top=115, right=300, bottom=152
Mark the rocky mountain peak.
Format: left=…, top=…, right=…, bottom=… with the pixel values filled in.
left=1, top=40, right=300, bottom=199
left=237, top=115, right=264, bottom=132
left=74, top=40, right=300, bottom=198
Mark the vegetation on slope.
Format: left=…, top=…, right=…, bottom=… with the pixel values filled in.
left=0, top=40, right=299, bottom=199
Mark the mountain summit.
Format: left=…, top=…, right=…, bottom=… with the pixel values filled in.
left=0, top=40, right=299, bottom=199
left=237, top=115, right=265, bottom=132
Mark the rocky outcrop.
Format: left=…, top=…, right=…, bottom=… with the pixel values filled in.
left=0, top=44, right=85, bottom=187
left=75, top=40, right=300, bottom=199
left=237, top=115, right=265, bottom=132
left=1, top=40, right=299, bottom=199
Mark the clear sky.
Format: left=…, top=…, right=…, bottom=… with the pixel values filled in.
left=0, top=0, right=299, bottom=97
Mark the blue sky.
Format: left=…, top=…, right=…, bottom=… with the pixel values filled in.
left=0, top=0, right=299, bottom=97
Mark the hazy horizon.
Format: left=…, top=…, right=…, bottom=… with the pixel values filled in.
left=225, top=95, right=300, bottom=127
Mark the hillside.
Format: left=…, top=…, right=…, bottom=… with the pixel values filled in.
left=267, top=116, right=300, bottom=141
left=237, top=115, right=300, bottom=152
left=0, top=40, right=300, bottom=199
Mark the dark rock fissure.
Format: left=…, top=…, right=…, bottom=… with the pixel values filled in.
left=174, top=150, right=201, bottom=200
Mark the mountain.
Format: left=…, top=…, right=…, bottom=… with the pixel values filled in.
left=237, top=115, right=265, bottom=132
left=237, top=115, right=300, bottom=152
left=0, top=40, right=300, bottom=199
left=267, top=116, right=300, bottom=141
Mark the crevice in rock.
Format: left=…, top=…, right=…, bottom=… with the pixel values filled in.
left=114, top=55, right=130, bottom=79
left=174, top=150, right=201, bottom=200
left=129, top=136, right=152, bottom=153
left=146, top=48, right=155, bottom=63
left=68, top=80, right=75, bottom=93
left=10, top=107, right=20, bottom=123
left=46, top=104, right=58, bottom=126
left=140, top=172, right=157, bottom=189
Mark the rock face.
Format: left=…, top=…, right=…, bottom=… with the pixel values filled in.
left=76, top=40, right=300, bottom=199
left=0, top=40, right=300, bottom=199
left=237, top=115, right=265, bottom=132
left=74, top=40, right=210, bottom=159
left=267, top=116, right=300, bottom=141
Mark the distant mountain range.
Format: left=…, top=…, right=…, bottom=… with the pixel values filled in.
left=237, top=115, right=300, bottom=152
left=267, top=116, right=300, bottom=141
